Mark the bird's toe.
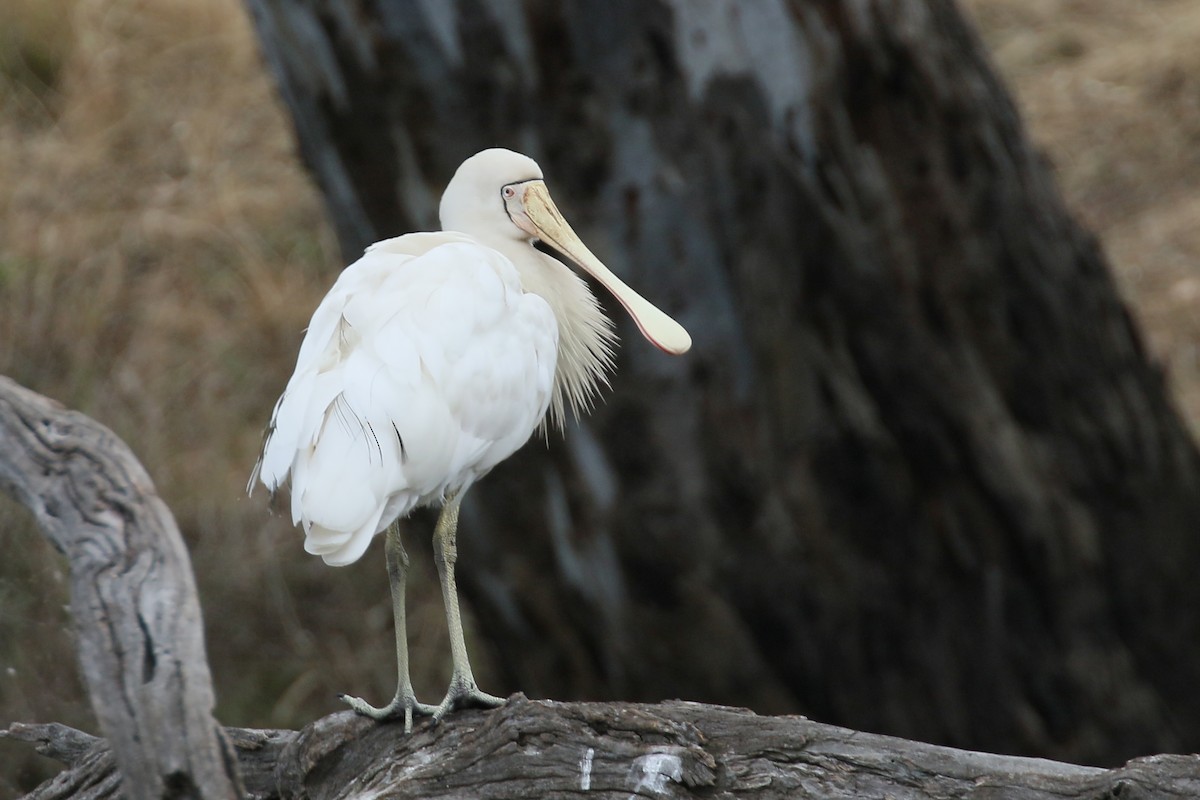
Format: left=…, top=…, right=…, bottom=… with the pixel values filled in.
left=431, top=682, right=507, bottom=723
left=340, top=692, right=435, bottom=732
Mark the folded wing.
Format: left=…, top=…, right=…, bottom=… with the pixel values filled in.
left=253, top=234, right=558, bottom=566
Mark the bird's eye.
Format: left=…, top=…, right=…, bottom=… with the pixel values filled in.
left=502, top=186, right=516, bottom=199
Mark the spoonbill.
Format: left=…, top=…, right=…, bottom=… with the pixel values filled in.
left=251, top=148, right=690, bottom=730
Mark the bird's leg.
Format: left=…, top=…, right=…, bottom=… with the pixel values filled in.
left=430, top=491, right=505, bottom=721
left=340, top=522, right=435, bottom=731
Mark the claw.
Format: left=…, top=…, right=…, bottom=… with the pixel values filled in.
left=340, top=692, right=437, bottom=733
left=431, top=681, right=506, bottom=723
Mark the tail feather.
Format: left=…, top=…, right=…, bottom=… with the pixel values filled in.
left=309, top=502, right=386, bottom=567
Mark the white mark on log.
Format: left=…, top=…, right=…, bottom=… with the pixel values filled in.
left=627, top=751, right=683, bottom=796
left=396, top=747, right=436, bottom=780
left=580, top=746, right=595, bottom=790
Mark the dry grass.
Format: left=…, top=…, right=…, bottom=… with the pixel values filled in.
left=0, top=0, right=1197, bottom=793
left=961, top=0, right=1200, bottom=431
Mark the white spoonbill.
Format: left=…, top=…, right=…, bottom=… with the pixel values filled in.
left=251, top=148, right=690, bottom=730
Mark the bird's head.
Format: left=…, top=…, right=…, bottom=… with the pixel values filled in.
left=440, top=148, right=691, bottom=356
left=440, top=148, right=543, bottom=240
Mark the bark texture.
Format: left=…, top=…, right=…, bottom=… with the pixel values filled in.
left=8, top=696, right=1200, bottom=800
left=0, top=376, right=242, bottom=799
left=243, top=0, right=1200, bottom=765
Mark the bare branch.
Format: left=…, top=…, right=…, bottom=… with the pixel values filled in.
left=0, top=377, right=242, bottom=799
left=1, top=723, right=100, bottom=767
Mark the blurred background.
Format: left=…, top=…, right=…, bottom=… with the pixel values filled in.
left=1, top=0, right=1198, bottom=793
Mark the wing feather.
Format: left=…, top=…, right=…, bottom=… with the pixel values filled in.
left=253, top=235, right=558, bottom=566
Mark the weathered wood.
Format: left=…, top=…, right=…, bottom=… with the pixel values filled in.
left=8, top=697, right=1200, bottom=799
left=0, top=376, right=242, bottom=799
left=2, top=722, right=101, bottom=768
left=243, top=0, right=1200, bottom=765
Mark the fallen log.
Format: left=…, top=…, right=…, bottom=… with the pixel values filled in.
left=6, top=696, right=1200, bottom=799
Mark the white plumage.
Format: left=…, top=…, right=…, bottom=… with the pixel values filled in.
left=256, top=235, right=558, bottom=567
left=251, top=148, right=690, bottom=728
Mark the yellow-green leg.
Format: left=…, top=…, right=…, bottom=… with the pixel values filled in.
left=341, top=522, right=435, bottom=732
left=430, top=491, right=505, bottom=721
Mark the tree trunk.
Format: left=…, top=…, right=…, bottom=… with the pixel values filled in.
left=243, top=0, right=1200, bottom=765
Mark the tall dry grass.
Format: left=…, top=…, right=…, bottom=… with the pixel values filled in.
left=0, top=0, right=1198, bottom=793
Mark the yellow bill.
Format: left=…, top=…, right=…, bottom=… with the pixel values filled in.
left=516, top=181, right=692, bottom=356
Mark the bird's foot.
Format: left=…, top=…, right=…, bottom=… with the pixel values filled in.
left=431, top=677, right=506, bottom=723
left=339, top=691, right=437, bottom=733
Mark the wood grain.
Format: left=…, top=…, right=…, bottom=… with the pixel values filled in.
left=0, top=377, right=241, bottom=799
left=8, top=697, right=1200, bottom=799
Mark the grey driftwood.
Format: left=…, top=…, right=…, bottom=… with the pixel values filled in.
left=7, top=697, right=1200, bottom=799
left=0, top=376, right=241, bottom=799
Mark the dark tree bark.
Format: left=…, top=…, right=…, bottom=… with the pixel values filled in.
left=0, top=377, right=242, bottom=799
left=243, top=0, right=1200, bottom=765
